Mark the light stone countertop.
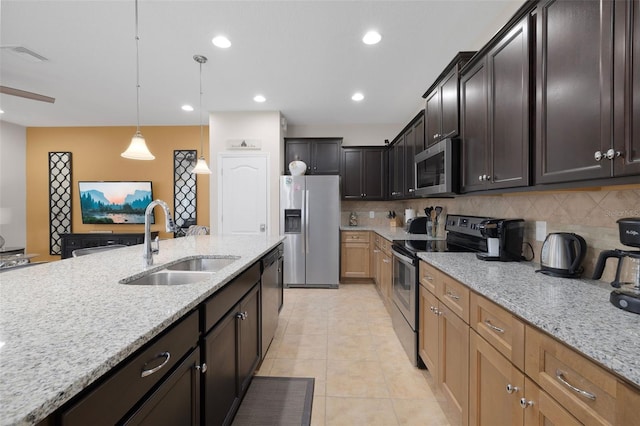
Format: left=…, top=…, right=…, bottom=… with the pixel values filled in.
left=0, top=234, right=284, bottom=426
left=340, top=225, right=446, bottom=242
left=418, top=252, right=640, bottom=389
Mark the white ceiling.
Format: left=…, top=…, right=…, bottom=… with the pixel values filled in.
left=0, top=0, right=524, bottom=128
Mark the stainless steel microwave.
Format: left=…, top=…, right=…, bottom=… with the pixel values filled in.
left=414, top=138, right=459, bottom=197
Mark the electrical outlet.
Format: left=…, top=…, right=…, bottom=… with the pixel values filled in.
left=535, top=221, right=547, bottom=241
left=369, top=211, right=375, bottom=219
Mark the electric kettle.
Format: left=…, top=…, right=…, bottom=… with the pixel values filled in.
left=537, top=232, right=587, bottom=278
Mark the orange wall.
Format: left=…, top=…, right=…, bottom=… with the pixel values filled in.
left=26, top=126, right=210, bottom=261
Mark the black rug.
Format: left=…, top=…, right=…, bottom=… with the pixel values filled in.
left=232, top=376, right=314, bottom=426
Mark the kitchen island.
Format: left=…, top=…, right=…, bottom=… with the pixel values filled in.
left=0, top=234, right=284, bottom=426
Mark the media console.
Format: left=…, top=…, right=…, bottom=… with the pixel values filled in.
left=60, top=232, right=158, bottom=259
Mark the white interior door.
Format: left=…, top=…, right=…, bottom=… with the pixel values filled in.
left=218, top=154, right=269, bottom=235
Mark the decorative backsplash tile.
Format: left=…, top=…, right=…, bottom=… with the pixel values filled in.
left=342, top=185, right=640, bottom=283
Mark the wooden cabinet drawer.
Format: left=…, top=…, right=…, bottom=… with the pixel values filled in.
left=437, top=272, right=469, bottom=324
left=61, top=310, right=199, bottom=425
left=525, top=326, right=618, bottom=425
left=341, top=231, right=370, bottom=243
left=419, top=260, right=440, bottom=294
left=470, top=292, right=525, bottom=370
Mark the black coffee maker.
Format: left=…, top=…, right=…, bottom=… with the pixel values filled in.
left=476, top=219, right=525, bottom=261
left=592, top=218, right=640, bottom=314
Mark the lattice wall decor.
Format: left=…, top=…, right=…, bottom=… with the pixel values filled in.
left=173, top=150, right=197, bottom=237
left=49, top=152, right=72, bottom=255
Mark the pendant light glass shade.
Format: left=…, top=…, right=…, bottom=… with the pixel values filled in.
left=122, top=131, right=155, bottom=160
left=192, top=156, right=212, bottom=174
left=192, top=54, right=211, bottom=174
left=121, top=0, right=154, bottom=161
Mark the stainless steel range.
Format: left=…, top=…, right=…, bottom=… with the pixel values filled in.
left=390, top=214, right=489, bottom=366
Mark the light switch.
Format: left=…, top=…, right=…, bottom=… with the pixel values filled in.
left=369, top=211, right=375, bottom=219
left=535, top=221, right=547, bottom=241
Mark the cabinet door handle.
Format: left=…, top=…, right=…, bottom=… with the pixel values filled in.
left=382, top=259, right=390, bottom=263
left=195, top=363, right=208, bottom=373
left=555, top=370, right=596, bottom=400
left=373, top=249, right=380, bottom=253
left=594, top=151, right=603, bottom=161
left=141, top=351, right=171, bottom=378
left=506, top=383, right=519, bottom=394
left=408, top=188, right=414, bottom=193
left=484, top=319, right=505, bottom=334
left=605, top=148, right=622, bottom=160
left=519, top=398, right=534, bottom=409
left=446, top=290, right=460, bottom=300
left=433, top=133, right=440, bottom=140
left=236, top=311, right=248, bottom=320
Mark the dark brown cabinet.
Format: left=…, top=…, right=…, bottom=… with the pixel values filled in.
left=535, top=0, right=614, bottom=184
left=284, top=137, right=342, bottom=175
left=203, top=280, right=261, bottom=426
left=388, top=135, right=405, bottom=199
left=341, top=147, right=386, bottom=200
left=388, top=111, right=424, bottom=199
left=461, top=15, right=530, bottom=193
left=423, top=52, right=475, bottom=147
left=60, top=311, right=200, bottom=426
left=613, top=0, right=640, bottom=177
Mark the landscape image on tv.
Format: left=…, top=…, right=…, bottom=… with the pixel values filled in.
left=79, top=181, right=153, bottom=224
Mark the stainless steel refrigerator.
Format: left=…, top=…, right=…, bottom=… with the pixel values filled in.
left=280, top=175, right=340, bottom=288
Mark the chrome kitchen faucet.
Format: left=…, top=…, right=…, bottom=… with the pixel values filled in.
left=143, top=199, right=177, bottom=266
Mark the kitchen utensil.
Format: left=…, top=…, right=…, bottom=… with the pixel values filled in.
left=592, top=218, right=640, bottom=314
left=537, top=232, right=587, bottom=278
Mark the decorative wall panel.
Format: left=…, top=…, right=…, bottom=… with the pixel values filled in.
left=173, top=150, right=197, bottom=237
left=49, top=152, right=72, bottom=255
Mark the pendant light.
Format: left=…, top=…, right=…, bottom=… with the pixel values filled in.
left=121, top=0, right=155, bottom=160
left=191, top=54, right=212, bottom=174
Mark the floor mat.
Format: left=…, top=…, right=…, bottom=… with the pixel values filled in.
left=232, top=376, right=314, bottom=426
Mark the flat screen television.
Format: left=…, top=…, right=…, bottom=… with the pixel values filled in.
left=79, top=181, right=154, bottom=224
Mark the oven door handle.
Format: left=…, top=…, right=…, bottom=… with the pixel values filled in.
left=392, top=249, right=415, bottom=266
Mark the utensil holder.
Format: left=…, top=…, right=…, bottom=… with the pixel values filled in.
left=390, top=217, right=400, bottom=227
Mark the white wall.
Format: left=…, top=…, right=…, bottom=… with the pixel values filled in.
left=286, top=123, right=403, bottom=146
left=0, top=121, right=27, bottom=248
left=209, top=111, right=284, bottom=236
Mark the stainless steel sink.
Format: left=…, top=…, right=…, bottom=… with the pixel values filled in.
left=165, top=256, right=240, bottom=272
left=122, top=271, right=212, bottom=286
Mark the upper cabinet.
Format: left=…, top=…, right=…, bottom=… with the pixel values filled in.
left=423, top=52, right=475, bottom=147
left=388, top=111, right=424, bottom=199
left=534, top=0, right=614, bottom=184
left=284, top=137, right=342, bottom=175
left=460, top=15, right=531, bottom=193
left=613, top=0, right=640, bottom=176
left=341, top=147, right=386, bottom=200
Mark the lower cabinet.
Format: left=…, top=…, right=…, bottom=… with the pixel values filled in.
left=340, top=231, right=371, bottom=279
left=372, top=234, right=392, bottom=305
left=420, top=259, right=640, bottom=426
left=203, top=283, right=260, bottom=426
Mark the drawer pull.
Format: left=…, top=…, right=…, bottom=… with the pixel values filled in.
left=555, top=369, right=596, bottom=400
left=484, top=319, right=505, bottom=334
left=423, top=274, right=434, bottom=281
left=446, top=291, right=460, bottom=300
left=383, top=259, right=390, bottom=264
left=141, top=351, right=171, bottom=378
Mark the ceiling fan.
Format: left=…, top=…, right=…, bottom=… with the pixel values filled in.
left=0, top=85, right=55, bottom=103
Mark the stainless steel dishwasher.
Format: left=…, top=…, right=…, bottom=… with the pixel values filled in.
left=261, top=243, right=283, bottom=359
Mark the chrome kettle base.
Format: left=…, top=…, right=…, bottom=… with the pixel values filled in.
left=610, top=288, right=640, bottom=315
left=535, top=266, right=583, bottom=278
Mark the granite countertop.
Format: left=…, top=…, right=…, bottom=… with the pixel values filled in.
left=418, top=252, right=640, bottom=389
left=340, top=225, right=446, bottom=242
left=0, top=234, right=284, bottom=426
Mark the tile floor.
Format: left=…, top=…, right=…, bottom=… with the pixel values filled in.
left=254, top=284, right=452, bottom=426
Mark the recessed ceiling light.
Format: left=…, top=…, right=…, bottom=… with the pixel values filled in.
left=362, top=31, right=381, bottom=45
left=181, top=105, right=194, bottom=112
left=254, top=95, right=266, bottom=103
left=0, top=109, right=4, bottom=114
left=212, top=36, right=231, bottom=49
left=352, top=92, right=364, bottom=102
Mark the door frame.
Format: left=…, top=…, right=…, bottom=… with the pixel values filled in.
left=217, top=152, right=271, bottom=236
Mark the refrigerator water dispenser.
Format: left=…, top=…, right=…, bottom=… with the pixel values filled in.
left=284, top=209, right=302, bottom=233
